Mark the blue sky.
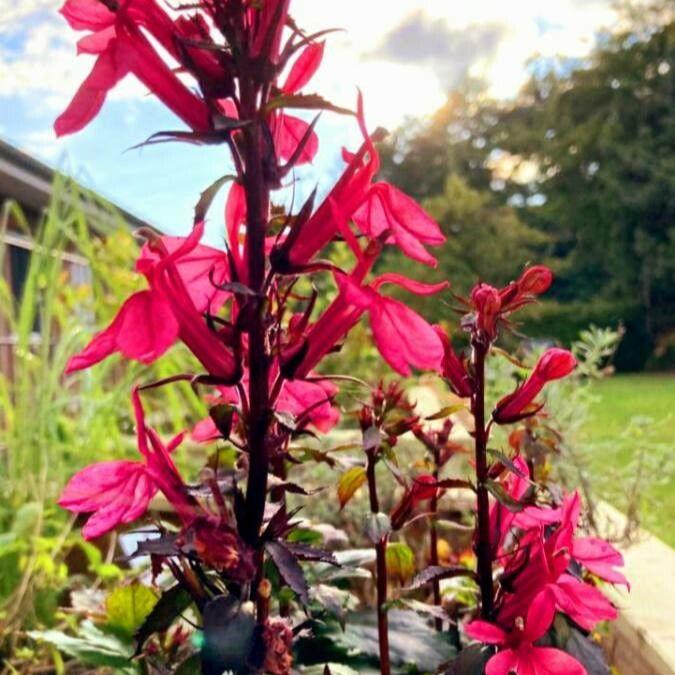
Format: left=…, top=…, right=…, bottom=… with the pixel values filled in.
left=0, top=0, right=619, bottom=241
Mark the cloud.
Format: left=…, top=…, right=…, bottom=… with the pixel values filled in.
left=370, top=10, right=506, bottom=89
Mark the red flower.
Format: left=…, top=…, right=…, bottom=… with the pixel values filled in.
left=59, top=387, right=188, bottom=539
left=55, top=0, right=210, bottom=136
left=66, top=223, right=240, bottom=382
left=466, top=593, right=586, bottom=675
left=353, top=182, right=445, bottom=267
left=492, top=349, right=577, bottom=424
left=498, top=521, right=618, bottom=631
left=281, top=42, right=325, bottom=94
left=58, top=459, right=156, bottom=540
left=488, top=456, right=561, bottom=555
left=291, top=271, right=447, bottom=378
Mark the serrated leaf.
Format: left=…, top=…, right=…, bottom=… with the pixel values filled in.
left=285, top=542, right=338, bottom=565
left=194, top=174, right=235, bottom=224
left=106, top=583, right=158, bottom=638
left=266, top=540, right=309, bottom=605
left=134, top=585, right=193, bottom=654
left=266, top=93, right=353, bottom=115
left=485, top=480, right=526, bottom=512
left=405, top=565, right=474, bottom=591
left=385, top=543, right=415, bottom=584
left=338, top=466, right=367, bottom=509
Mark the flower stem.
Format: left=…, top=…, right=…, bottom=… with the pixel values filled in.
left=366, top=450, right=391, bottom=675
left=429, top=445, right=443, bottom=631
left=238, top=66, right=271, bottom=618
left=471, top=339, right=494, bottom=619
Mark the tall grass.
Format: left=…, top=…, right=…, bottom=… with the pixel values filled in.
left=0, top=175, right=203, bottom=636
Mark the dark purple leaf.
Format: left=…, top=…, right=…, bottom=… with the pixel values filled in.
left=265, top=541, right=309, bottom=606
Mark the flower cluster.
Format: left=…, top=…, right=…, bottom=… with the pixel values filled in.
left=54, top=2, right=626, bottom=673
left=56, top=0, right=451, bottom=671
left=431, top=267, right=625, bottom=675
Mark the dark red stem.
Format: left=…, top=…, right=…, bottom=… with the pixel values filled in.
left=471, top=338, right=494, bottom=619
left=429, top=445, right=442, bottom=631
left=366, top=450, right=391, bottom=675
left=238, top=62, right=271, bottom=612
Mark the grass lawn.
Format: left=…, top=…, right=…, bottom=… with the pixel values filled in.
left=580, top=374, right=675, bottom=545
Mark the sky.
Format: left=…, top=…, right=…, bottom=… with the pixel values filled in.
left=0, top=0, right=621, bottom=241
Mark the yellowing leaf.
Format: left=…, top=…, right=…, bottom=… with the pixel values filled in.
left=385, top=543, right=415, bottom=584
left=338, top=466, right=367, bottom=509
left=106, top=583, right=158, bottom=638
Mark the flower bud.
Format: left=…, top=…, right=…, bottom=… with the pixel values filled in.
left=471, top=283, right=502, bottom=338
left=518, top=265, right=553, bottom=296
left=434, top=325, right=473, bottom=397
left=411, top=474, right=438, bottom=503
left=493, top=348, right=576, bottom=424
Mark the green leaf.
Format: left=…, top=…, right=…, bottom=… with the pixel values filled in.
left=194, top=174, right=235, bottom=224
left=106, top=583, right=158, bottom=638
left=337, top=466, right=367, bottom=509
left=385, top=543, right=415, bottom=584
left=425, top=404, right=467, bottom=421
left=28, top=621, right=134, bottom=669
left=134, top=584, right=193, bottom=654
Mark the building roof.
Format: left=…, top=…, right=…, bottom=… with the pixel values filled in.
left=0, top=137, right=148, bottom=232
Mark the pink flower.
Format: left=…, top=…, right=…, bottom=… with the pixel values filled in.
left=55, top=0, right=210, bottom=136
left=352, top=182, right=445, bottom=267
left=499, top=523, right=618, bottom=631
left=573, top=537, right=628, bottom=588
left=466, top=593, right=586, bottom=675
left=493, top=348, right=577, bottom=424
left=66, top=223, right=240, bottom=381
left=488, top=456, right=561, bottom=555
left=58, top=460, right=156, bottom=540
left=291, top=271, right=447, bottom=378
left=277, top=100, right=379, bottom=269
left=59, top=387, right=187, bottom=539
left=281, top=42, right=325, bottom=94
left=269, top=112, right=319, bottom=165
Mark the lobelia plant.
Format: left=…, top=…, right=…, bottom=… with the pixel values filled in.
left=52, top=1, right=627, bottom=673
left=425, top=268, right=627, bottom=674
left=54, top=0, right=450, bottom=671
